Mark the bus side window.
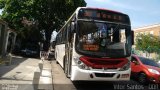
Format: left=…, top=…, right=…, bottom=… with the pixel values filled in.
left=64, top=27, right=67, bottom=43
left=62, top=29, right=65, bottom=43
left=71, top=15, right=76, bottom=33
left=56, top=34, right=59, bottom=45
left=71, top=22, right=75, bottom=32
left=67, top=23, right=71, bottom=42
left=59, top=32, right=62, bottom=44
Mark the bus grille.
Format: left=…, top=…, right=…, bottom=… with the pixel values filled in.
left=80, top=56, right=128, bottom=69
left=91, top=67, right=118, bottom=69
left=90, top=60, right=121, bottom=65
left=95, top=73, right=115, bottom=77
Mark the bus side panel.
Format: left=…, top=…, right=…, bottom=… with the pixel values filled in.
left=71, top=34, right=81, bottom=67
left=55, top=44, right=65, bottom=68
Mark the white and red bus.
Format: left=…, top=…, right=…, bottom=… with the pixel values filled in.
left=55, top=7, right=133, bottom=81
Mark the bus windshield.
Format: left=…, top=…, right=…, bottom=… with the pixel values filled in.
left=76, top=20, right=131, bottom=58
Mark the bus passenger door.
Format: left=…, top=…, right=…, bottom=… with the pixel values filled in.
left=64, top=24, right=73, bottom=78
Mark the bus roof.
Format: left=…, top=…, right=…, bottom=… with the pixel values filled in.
left=77, top=7, right=124, bottom=15
left=57, top=7, right=129, bottom=34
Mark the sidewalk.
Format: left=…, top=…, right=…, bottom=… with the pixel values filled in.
left=0, top=55, right=53, bottom=90
left=38, top=59, right=53, bottom=90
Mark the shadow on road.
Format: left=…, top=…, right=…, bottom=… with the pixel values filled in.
left=73, top=81, right=114, bottom=90
left=0, top=56, right=28, bottom=77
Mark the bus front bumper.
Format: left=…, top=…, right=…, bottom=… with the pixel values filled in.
left=71, top=66, right=131, bottom=81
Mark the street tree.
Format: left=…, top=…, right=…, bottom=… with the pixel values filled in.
left=0, top=0, right=86, bottom=50
left=135, top=34, right=160, bottom=53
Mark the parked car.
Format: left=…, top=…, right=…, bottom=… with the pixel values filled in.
left=131, top=55, right=160, bottom=84
left=21, top=43, right=40, bottom=57
left=158, top=61, right=160, bottom=66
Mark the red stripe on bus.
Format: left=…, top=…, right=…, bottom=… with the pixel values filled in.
left=79, top=56, right=128, bottom=69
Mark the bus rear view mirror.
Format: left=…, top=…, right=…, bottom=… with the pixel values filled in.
left=131, top=30, right=134, bottom=45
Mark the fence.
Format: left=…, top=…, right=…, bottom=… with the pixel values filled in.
left=132, top=48, right=160, bottom=62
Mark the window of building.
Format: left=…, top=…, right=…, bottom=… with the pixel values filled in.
left=150, top=31, right=153, bottom=35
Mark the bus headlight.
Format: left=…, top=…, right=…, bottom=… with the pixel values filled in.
left=74, top=57, right=90, bottom=70
left=119, top=61, right=130, bottom=71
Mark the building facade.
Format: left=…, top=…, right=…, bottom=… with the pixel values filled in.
left=0, top=19, right=17, bottom=58
left=133, top=24, right=160, bottom=59
left=134, top=24, right=160, bottom=38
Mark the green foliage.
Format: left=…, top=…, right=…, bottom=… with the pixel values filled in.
left=135, top=34, right=160, bottom=53
left=0, top=0, right=5, bottom=9
left=0, top=0, right=86, bottom=50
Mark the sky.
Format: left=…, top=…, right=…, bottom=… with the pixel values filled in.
left=0, top=9, right=2, bottom=15
left=85, top=0, right=160, bottom=29
left=0, top=0, right=159, bottom=29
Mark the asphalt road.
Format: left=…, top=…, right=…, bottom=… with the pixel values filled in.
left=51, top=60, right=159, bottom=90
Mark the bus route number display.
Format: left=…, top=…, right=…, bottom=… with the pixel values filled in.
left=78, top=8, right=129, bottom=24
left=84, top=10, right=122, bottom=21
left=83, top=44, right=99, bottom=51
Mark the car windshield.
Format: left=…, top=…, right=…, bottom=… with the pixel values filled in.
left=139, top=57, right=160, bottom=68
left=75, top=20, right=131, bottom=58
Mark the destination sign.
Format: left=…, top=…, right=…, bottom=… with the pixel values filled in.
left=78, top=8, right=130, bottom=24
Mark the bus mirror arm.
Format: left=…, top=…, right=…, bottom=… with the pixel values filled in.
left=131, top=30, right=134, bottom=45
